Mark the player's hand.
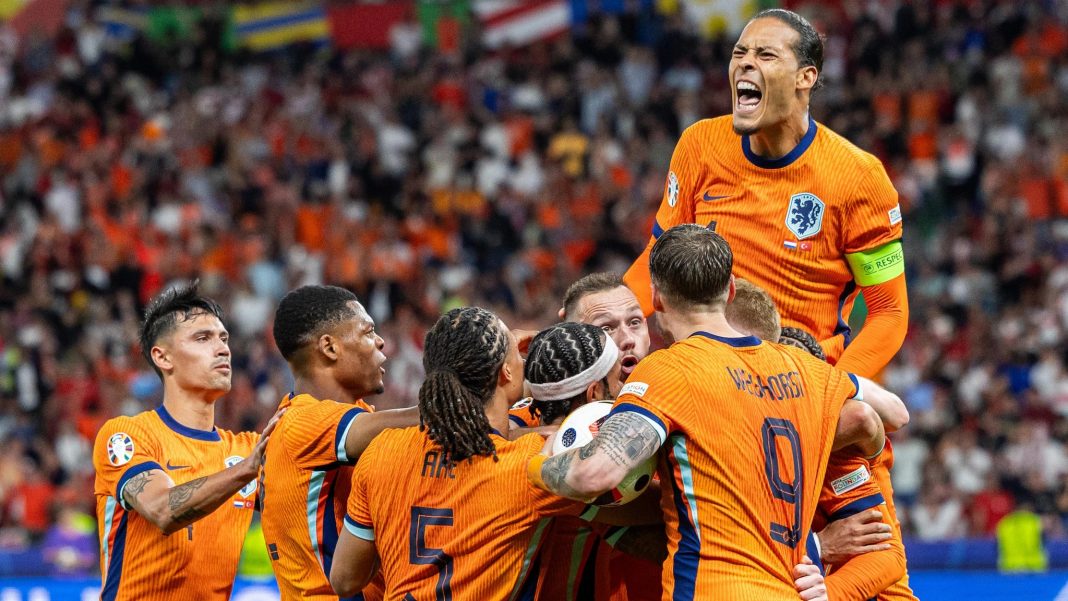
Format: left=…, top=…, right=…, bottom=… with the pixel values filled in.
left=513, top=328, right=538, bottom=355
left=816, top=509, right=892, bottom=564
left=793, top=556, right=827, bottom=601
left=240, top=408, right=286, bottom=481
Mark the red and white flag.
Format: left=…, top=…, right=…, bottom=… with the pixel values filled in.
left=474, top=0, right=570, bottom=49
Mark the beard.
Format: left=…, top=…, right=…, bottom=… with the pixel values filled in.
left=732, top=117, right=760, bottom=135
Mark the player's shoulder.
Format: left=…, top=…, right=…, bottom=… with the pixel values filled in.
left=94, top=410, right=159, bottom=445
left=217, top=426, right=258, bottom=450
left=814, top=121, right=885, bottom=171
left=680, top=115, right=734, bottom=143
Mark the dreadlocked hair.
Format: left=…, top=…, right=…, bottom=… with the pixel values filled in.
left=779, top=326, right=826, bottom=361
left=419, top=307, right=509, bottom=462
left=525, top=322, right=609, bottom=425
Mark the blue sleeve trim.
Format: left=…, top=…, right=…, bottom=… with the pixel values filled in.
left=829, top=493, right=886, bottom=522
left=509, top=414, right=528, bottom=428
left=343, top=514, right=375, bottom=541
left=116, top=461, right=162, bottom=509
left=652, top=220, right=665, bottom=239
left=610, top=403, right=667, bottom=446
left=847, top=373, right=862, bottom=400
left=335, top=407, right=367, bottom=464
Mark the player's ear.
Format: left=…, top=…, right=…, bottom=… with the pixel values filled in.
left=796, top=65, right=817, bottom=92
left=151, top=345, right=172, bottom=373
left=585, top=381, right=600, bottom=403
left=726, top=275, right=737, bottom=305
left=498, top=357, right=516, bottom=387
left=318, top=334, right=339, bottom=362
left=651, top=284, right=665, bottom=313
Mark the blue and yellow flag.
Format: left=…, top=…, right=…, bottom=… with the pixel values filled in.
left=232, top=1, right=329, bottom=52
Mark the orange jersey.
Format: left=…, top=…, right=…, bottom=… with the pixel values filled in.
left=869, top=440, right=918, bottom=601
left=624, top=116, right=903, bottom=364
left=612, top=333, right=860, bottom=599
left=508, top=398, right=539, bottom=429
left=815, top=449, right=908, bottom=600
left=260, top=393, right=381, bottom=601
left=345, top=427, right=584, bottom=599
left=93, top=406, right=258, bottom=601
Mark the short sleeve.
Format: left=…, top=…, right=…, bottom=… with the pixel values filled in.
left=818, top=452, right=885, bottom=528
left=344, top=442, right=377, bottom=542
left=843, top=161, right=903, bottom=255
left=93, top=417, right=163, bottom=509
left=281, top=399, right=369, bottom=468
left=609, top=353, right=690, bottom=446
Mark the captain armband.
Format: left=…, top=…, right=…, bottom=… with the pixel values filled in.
left=846, top=240, right=904, bottom=287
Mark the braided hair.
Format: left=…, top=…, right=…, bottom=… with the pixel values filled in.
left=419, top=307, right=510, bottom=462
left=525, top=322, right=611, bottom=425
left=779, top=326, right=826, bottom=361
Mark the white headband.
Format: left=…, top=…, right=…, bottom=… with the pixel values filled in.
left=527, top=335, right=619, bottom=401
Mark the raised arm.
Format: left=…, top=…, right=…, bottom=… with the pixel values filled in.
left=529, top=411, right=663, bottom=501
left=124, top=410, right=282, bottom=535
left=856, top=376, right=908, bottom=432
left=343, top=406, right=420, bottom=461
left=832, top=400, right=884, bottom=458
left=835, top=274, right=908, bottom=378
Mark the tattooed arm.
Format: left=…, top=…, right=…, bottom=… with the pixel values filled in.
left=536, top=411, right=663, bottom=501
left=122, top=409, right=283, bottom=535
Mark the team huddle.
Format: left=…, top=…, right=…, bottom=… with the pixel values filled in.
left=91, top=9, right=917, bottom=601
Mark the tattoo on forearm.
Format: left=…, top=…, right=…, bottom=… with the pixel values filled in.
left=542, top=452, right=585, bottom=499
left=168, top=477, right=209, bottom=523
left=122, top=471, right=153, bottom=506
left=584, top=414, right=661, bottom=468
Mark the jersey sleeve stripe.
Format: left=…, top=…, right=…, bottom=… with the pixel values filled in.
left=847, top=373, right=862, bottom=400
left=343, top=515, right=375, bottom=541
left=667, top=434, right=700, bottom=599
left=116, top=460, right=162, bottom=508
left=509, top=414, right=529, bottom=428
left=652, top=220, right=665, bottom=239
left=507, top=518, right=553, bottom=601
left=609, top=403, right=667, bottom=445
left=335, top=407, right=367, bottom=464
left=828, top=493, right=886, bottom=522
left=100, top=506, right=129, bottom=601
left=306, top=470, right=327, bottom=566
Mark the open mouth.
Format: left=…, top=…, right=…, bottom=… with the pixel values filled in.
left=620, top=355, right=639, bottom=378
left=736, top=80, right=762, bottom=114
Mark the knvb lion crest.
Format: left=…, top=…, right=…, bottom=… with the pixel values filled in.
left=786, top=193, right=825, bottom=240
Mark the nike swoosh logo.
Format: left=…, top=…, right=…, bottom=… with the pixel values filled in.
left=166, top=461, right=192, bottom=471
left=703, top=193, right=729, bottom=202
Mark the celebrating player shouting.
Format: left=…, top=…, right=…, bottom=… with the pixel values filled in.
left=624, top=8, right=907, bottom=378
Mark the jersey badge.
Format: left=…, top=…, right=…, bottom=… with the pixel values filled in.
left=831, top=464, right=870, bottom=495
left=619, top=382, right=649, bottom=398
left=667, top=171, right=679, bottom=207
left=226, top=455, right=257, bottom=498
left=107, top=433, right=135, bottom=466
left=888, top=204, right=902, bottom=225
left=786, top=193, right=825, bottom=239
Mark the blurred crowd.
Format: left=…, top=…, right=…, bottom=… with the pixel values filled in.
left=0, top=0, right=1066, bottom=571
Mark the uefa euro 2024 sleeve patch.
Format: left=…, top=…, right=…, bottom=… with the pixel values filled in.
left=786, top=193, right=825, bottom=240
left=107, top=432, right=135, bottom=466
left=667, top=171, right=679, bottom=207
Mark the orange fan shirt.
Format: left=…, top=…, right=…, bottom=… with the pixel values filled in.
left=260, top=393, right=382, bottom=601
left=93, top=406, right=258, bottom=601
left=624, top=116, right=903, bottom=364
left=611, top=333, right=859, bottom=600
left=345, top=428, right=584, bottom=600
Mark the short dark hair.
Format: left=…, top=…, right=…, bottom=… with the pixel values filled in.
left=562, top=272, right=625, bottom=320
left=273, top=285, right=360, bottom=364
left=419, top=307, right=509, bottom=462
left=649, top=224, right=733, bottom=311
left=752, top=8, right=824, bottom=90
left=725, top=278, right=781, bottom=342
left=525, top=322, right=611, bottom=425
left=779, top=327, right=826, bottom=361
left=139, top=281, right=224, bottom=380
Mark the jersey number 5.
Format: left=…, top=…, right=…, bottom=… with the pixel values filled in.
left=762, top=418, right=803, bottom=548
left=407, top=506, right=454, bottom=601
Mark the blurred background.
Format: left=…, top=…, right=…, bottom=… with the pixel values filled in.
left=0, top=0, right=1066, bottom=598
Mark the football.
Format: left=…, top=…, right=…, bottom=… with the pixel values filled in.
left=552, top=401, right=657, bottom=506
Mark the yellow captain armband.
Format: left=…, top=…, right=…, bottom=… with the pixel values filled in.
left=846, top=240, right=904, bottom=287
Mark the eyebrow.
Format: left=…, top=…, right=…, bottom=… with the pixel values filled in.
left=191, top=329, right=226, bottom=338
left=734, top=44, right=779, bottom=53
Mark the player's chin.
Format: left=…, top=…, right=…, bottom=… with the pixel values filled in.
left=732, top=113, right=761, bottom=135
